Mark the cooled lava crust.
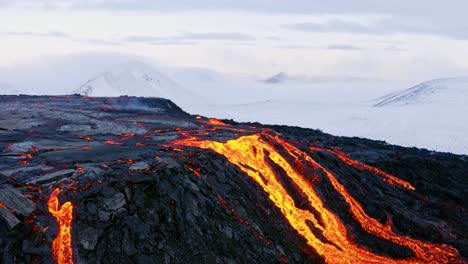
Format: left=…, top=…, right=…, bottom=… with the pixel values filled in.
left=0, top=95, right=466, bottom=264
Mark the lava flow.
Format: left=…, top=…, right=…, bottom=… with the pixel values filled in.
left=309, top=146, right=415, bottom=191
left=173, top=132, right=463, bottom=264
left=47, top=188, right=75, bottom=264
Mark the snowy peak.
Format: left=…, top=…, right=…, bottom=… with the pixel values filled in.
left=264, top=72, right=288, bottom=84
left=75, top=61, right=196, bottom=104
left=374, top=77, right=468, bottom=107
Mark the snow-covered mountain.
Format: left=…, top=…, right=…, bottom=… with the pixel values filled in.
left=264, top=72, right=288, bottom=84
left=74, top=61, right=196, bottom=105
left=374, top=77, right=468, bottom=107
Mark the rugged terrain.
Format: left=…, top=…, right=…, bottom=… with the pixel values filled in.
left=3, top=55, right=468, bottom=154
left=0, top=95, right=466, bottom=264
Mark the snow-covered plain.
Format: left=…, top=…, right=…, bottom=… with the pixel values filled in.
left=0, top=54, right=466, bottom=155
left=184, top=79, right=468, bottom=155
left=0, top=82, right=19, bottom=95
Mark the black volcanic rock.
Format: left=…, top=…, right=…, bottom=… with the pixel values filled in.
left=0, top=95, right=466, bottom=264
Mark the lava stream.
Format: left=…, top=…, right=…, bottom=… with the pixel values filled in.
left=173, top=133, right=463, bottom=264
left=309, top=146, right=415, bottom=191
left=47, top=188, right=75, bottom=264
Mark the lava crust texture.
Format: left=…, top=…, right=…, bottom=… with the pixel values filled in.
left=0, top=95, right=466, bottom=264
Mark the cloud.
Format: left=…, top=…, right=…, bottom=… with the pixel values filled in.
left=144, top=40, right=197, bottom=46
left=3, top=31, right=122, bottom=45
left=2, top=0, right=467, bottom=17
left=277, top=45, right=315, bottom=50
left=5, top=31, right=70, bottom=38
left=124, top=32, right=255, bottom=45
left=287, top=20, right=375, bottom=34
left=180, top=32, right=255, bottom=41
left=326, top=44, right=362, bottom=51
left=3, top=1, right=468, bottom=41
left=286, top=18, right=468, bottom=40
left=276, top=44, right=363, bottom=51
left=3, top=30, right=254, bottom=47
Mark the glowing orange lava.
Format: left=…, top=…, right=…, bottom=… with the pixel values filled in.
left=173, top=133, right=463, bottom=264
left=310, top=146, right=415, bottom=191
left=105, top=140, right=123, bottom=146
left=79, top=146, right=92, bottom=150
left=79, top=135, right=93, bottom=141
left=19, top=153, right=34, bottom=159
left=119, top=133, right=135, bottom=137
left=47, top=188, right=75, bottom=264
left=207, top=118, right=230, bottom=126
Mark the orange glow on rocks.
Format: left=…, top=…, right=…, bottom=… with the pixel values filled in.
left=79, top=136, right=93, bottom=141
left=310, top=146, right=415, bottom=191
left=79, top=146, right=92, bottom=150
left=105, top=140, right=122, bottom=146
left=185, top=165, right=201, bottom=178
left=47, top=188, right=75, bottom=264
left=173, top=132, right=463, bottom=264
left=207, top=118, right=230, bottom=126
left=20, top=153, right=34, bottom=159
left=119, top=133, right=136, bottom=137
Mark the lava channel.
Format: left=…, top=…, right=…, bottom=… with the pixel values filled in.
left=173, top=132, right=464, bottom=264
left=47, top=188, right=75, bottom=264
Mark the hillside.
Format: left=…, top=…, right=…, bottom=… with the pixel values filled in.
left=374, top=77, right=468, bottom=107
left=0, top=95, right=466, bottom=263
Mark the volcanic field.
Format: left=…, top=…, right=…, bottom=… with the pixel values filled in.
left=0, top=95, right=466, bottom=264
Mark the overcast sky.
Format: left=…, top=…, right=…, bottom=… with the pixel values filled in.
left=1, top=0, right=468, bottom=81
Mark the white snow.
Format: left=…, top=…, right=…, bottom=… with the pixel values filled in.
left=0, top=82, right=20, bottom=95
left=374, top=77, right=468, bottom=107
left=0, top=53, right=466, bottom=155
left=74, top=61, right=198, bottom=105
left=185, top=77, right=468, bottom=155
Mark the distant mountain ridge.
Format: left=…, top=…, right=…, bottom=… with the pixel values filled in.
left=374, top=77, right=468, bottom=107
left=264, top=72, right=288, bottom=83
left=74, top=61, right=197, bottom=104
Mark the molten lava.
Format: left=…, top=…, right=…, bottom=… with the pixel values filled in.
left=119, top=133, right=135, bottom=137
left=47, top=188, right=75, bottom=264
left=105, top=140, right=122, bottom=146
left=310, top=146, right=415, bottom=191
left=79, top=135, right=93, bottom=141
left=173, top=132, right=463, bottom=264
left=207, top=118, right=230, bottom=126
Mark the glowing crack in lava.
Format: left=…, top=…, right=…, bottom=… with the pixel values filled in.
left=309, top=146, right=415, bottom=191
left=173, top=132, right=463, bottom=264
left=47, top=188, right=75, bottom=264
